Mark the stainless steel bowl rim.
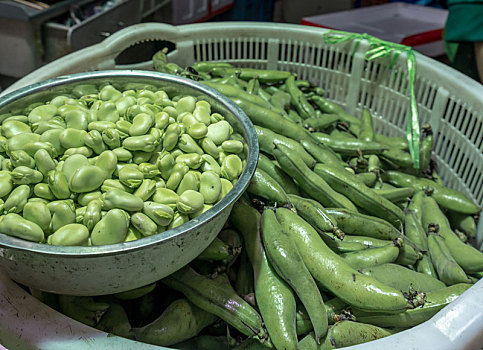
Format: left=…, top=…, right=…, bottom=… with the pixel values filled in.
left=0, top=70, right=259, bottom=257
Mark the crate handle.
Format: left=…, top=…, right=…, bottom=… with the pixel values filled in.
left=1, top=23, right=180, bottom=96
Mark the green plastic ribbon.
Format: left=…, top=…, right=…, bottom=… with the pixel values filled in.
left=324, top=30, right=420, bottom=169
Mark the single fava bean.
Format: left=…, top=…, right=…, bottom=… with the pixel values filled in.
left=176, top=96, right=196, bottom=114
left=40, top=129, right=64, bottom=155
left=112, top=147, right=132, bottom=162
left=11, top=150, right=36, bottom=168
left=143, top=201, right=174, bottom=227
left=28, top=104, right=57, bottom=124
left=102, top=128, right=121, bottom=149
left=201, top=154, right=221, bottom=175
left=97, top=101, right=120, bottom=122
left=101, top=179, right=132, bottom=193
left=176, top=190, right=204, bottom=214
left=88, top=121, right=117, bottom=132
left=34, top=149, right=56, bottom=178
left=152, top=188, right=179, bottom=209
left=91, top=209, right=130, bottom=245
left=123, top=134, right=157, bottom=152
left=200, top=137, right=219, bottom=159
left=177, top=171, right=200, bottom=195
left=4, top=185, right=30, bottom=213
left=7, top=133, right=41, bottom=154
left=206, top=120, right=232, bottom=145
left=0, top=171, right=13, bottom=197
left=59, top=128, right=87, bottom=149
left=33, top=183, right=55, bottom=200
left=2, top=120, right=32, bottom=138
left=69, top=165, right=106, bottom=193
left=157, top=153, right=175, bottom=180
left=95, top=150, right=118, bottom=179
left=200, top=171, right=222, bottom=204
left=176, top=153, right=202, bottom=169
left=166, top=163, right=189, bottom=191
left=154, top=111, right=170, bottom=130
left=22, top=201, right=51, bottom=233
left=77, top=191, right=102, bottom=206
left=48, top=224, right=89, bottom=246
left=48, top=200, right=76, bottom=232
left=118, top=164, right=144, bottom=189
left=138, top=163, right=161, bottom=179
left=221, top=140, right=244, bottom=154
left=11, top=166, right=43, bottom=185
left=61, top=154, right=90, bottom=183
left=130, top=113, right=154, bottom=136
left=190, top=204, right=213, bottom=219
left=177, top=134, right=204, bottom=155
left=84, top=130, right=106, bottom=155
left=131, top=212, right=158, bottom=237
left=83, top=199, right=103, bottom=231
left=99, top=85, right=122, bottom=102
left=64, top=109, right=89, bottom=130
left=102, top=188, right=144, bottom=211
left=0, top=213, right=44, bottom=242
left=219, top=178, right=234, bottom=201
left=167, top=212, right=190, bottom=229
left=163, top=123, right=182, bottom=151
left=187, top=122, right=208, bottom=139
left=61, top=146, right=92, bottom=160
left=221, top=155, right=243, bottom=181
left=133, top=179, right=157, bottom=201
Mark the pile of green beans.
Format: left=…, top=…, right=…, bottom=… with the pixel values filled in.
left=0, top=82, right=247, bottom=246
left=29, top=53, right=481, bottom=349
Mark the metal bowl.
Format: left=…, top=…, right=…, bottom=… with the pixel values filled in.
left=0, top=70, right=258, bottom=296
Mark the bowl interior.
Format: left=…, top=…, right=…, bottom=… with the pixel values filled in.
left=0, top=70, right=258, bottom=294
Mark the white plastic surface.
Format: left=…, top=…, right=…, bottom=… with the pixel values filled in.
left=301, top=3, right=448, bottom=56
left=1, top=22, right=482, bottom=349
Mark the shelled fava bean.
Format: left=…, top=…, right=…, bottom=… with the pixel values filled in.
left=0, top=83, right=247, bottom=246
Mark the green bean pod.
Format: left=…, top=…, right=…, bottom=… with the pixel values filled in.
left=447, top=211, right=477, bottom=238
left=422, top=196, right=483, bottom=273
left=247, top=168, right=290, bottom=205
left=211, top=67, right=291, bottom=83
left=230, top=202, right=298, bottom=350
left=276, top=208, right=414, bottom=312
left=310, top=96, right=362, bottom=129
left=416, top=253, right=439, bottom=279
left=428, top=232, right=471, bottom=285
left=197, top=237, right=233, bottom=261
left=257, top=153, right=299, bottom=195
left=58, top=295, right=110, bottom=328
left=96, top=303, right=134, bottom=339
left=358, top=109, right=374, bottom=141
left=255, top=125, right=316, bottom=168
left=312, top=132, right=387, bottom=156
left=262, top=209, right=328, bottom=341
left=288, top=194, right=343, bottom=239
left=355, top=172, right=378, bottom=187
left=383, top=170, right=480, bottom=214
left=404, top=210, right=428, bottom=251
left=162, top=266, right=265, bottom=338
left=373, top=187, right=415, bottom=203
left=341, top=244, right=400, bottom=269
left=352, top=283, right=472, bottom=327
left=133, top=298, right=217, bottom=347
left=325, top=208, right=401, bottom=241
left=286, top=75, right=315, bottom=119
left=360, top=263, right=446, bottom=292
left=232, top=97, right=314, bottom=143
left=299, top=321, right=393, bottom=350
left=303, top=115, right=340, bottom=131
left=273, top=143, right=356, bottom=211
left=313, top=163, right=404, bottom=227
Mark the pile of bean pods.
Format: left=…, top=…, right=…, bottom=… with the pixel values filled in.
left=28, top=51, right=481, bottom=349
left=0, top=80, right=247, bottom=246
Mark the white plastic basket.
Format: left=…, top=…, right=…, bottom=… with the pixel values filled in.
left=1, top=22, right=482, bottom=350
